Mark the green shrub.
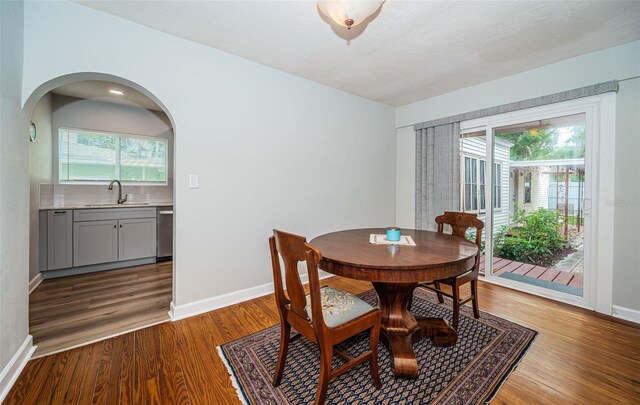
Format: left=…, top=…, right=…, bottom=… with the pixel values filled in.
left=493, top=207, right=564, bottom=263
left=465, top=229, right=485, bottom=253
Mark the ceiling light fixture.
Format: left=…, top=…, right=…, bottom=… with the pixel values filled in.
left=109, top=89, right=124, bottom=95
left=317, top=0, right=384, bottom=30
left=526, top=120, right=552, bottom=136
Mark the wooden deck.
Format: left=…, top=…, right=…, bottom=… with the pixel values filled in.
left=479, top=256, right=584, bottom=289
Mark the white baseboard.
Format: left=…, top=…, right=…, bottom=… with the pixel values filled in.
left=612, top=305, right=640, bottom=324
left=0, top=335, right=36, bottom=403
left=29, top=273, right=44, bottom=294
left=169, top=270, right=333, bottom=321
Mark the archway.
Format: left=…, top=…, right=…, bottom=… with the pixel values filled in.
left=23, top=72, right=177, bottom=356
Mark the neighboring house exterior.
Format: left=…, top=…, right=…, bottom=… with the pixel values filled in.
left=460, top=133, right=586, bottom=234
left=460, top=136, right=512, bottom=232
left=510, top=159, right=585, bottom=216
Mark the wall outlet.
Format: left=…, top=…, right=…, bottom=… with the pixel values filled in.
left=189, top=174, right=199, bottom=189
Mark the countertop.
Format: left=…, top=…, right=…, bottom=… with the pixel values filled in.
left=40, top=202, right=173, bottom=210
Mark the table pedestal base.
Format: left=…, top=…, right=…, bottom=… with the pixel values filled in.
left=373, top=282, right=457, bottom=379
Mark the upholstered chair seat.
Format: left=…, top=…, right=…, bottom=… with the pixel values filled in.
left=305, top=286, right=376, bottom=328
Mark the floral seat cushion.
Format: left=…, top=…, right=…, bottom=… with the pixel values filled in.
left=305, top=286, right=375, bottom=328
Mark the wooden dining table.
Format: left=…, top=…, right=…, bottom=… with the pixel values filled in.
left=310, top=228, right=478, bottom=379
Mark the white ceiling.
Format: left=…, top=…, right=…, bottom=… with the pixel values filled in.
left=52, top=80, right=163, bottom=111
left=75, top=0, right=640, bottom=106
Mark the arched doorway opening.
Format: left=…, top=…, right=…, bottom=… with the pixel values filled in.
left=24, top=73, right=176, bottom=357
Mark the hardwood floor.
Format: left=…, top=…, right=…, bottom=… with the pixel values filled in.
left=6, top=276, right=640, bottom=404
left=29, top=262, right=172, bottom=357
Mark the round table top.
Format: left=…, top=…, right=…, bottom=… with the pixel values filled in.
left=310, top=228, right=478, bottom=283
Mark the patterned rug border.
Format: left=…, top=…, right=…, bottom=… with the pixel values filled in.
left=218, top=289, right=538, bottom=404
left=216, top=346, right=250, bottom=405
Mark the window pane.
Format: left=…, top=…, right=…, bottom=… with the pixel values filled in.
left=524, top=172, right=532, bottom=203
left=472, top=184, right=478, bottom=210
left=120, top=137, right=167, bottom=182
left=480, top=161, right=486, bottom=210
left=59, top=128, right=168, bottom=184
left=465, top=158, right=471, bottom=183
left=60, top=129, right=116, bottom=181
left=471, top=158, right=477, bottom=210
left=494, top=163, right=502, bottom=208
left=470, top=159, right=477, bottom=183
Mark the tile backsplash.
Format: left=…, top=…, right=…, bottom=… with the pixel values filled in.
left=40, top=181, right=173, bottom=208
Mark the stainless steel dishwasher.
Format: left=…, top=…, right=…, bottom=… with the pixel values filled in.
left=157, top=206, right=173, bottom=261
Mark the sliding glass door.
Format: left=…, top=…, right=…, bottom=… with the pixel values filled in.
left=459, top=105, right=598, bottom=307
left=489, top=114, right=587, bottom=300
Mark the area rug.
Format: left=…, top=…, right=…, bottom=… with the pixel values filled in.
left=218, top=289, right=537, bottom=404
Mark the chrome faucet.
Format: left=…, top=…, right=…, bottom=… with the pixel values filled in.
left=108, top=180, right=128, bottom=204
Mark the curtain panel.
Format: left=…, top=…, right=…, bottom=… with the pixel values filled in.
left=415, top=123, right=460, bottom=230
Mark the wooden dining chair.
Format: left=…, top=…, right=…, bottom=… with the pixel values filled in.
left=417, top=212, right=484, bottom=331
left=269, top=229, right=382, bottom=405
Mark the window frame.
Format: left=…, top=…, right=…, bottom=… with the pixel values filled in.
left=464, top=156, right=479, bottom=211
left=462, top=153, right=504, bottom=213
left=58, top=127, right=169, bottom=186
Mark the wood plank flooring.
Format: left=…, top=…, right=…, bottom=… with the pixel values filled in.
left=29, top=262, right=173, bottom=357
left=7, top=276, right=640, bottom=404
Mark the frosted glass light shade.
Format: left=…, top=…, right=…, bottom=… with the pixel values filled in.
left=317, top=0, right=384, bottom=29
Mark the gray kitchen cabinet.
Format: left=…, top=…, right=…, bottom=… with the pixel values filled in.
left=118, top=218, right=157, bottom=261
left=46, top=210, right=73, bottom=270
left=41, top=207, right=160, bottom=278
left=73, top=220, right=119, bottom=267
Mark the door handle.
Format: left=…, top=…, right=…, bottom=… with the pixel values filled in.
left=583, top=197, right=592, bottom=217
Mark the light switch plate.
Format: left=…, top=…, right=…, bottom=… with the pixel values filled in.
left=189, top=174, right=199, bottom=189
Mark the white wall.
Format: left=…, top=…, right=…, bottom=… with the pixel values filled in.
left=22, top=1, right=396, bottom=310
left=396, top=41, right=640, bottom=128
left=0, top=0, right=31, bottom=395
left=29, top=94, right=53, bottom=280
left=396, top=40, right=640, bottom=311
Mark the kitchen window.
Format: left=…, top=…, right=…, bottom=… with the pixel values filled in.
left=463, top=155, right=502, bottom=211
left=59, top=127, right=168, bottom=184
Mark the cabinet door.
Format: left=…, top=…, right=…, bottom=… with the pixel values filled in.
left=47, top=210, right=73, bottom=270
left=118, top=218, right=157, bottom=261
left=73, top=220, right=118, bottom=266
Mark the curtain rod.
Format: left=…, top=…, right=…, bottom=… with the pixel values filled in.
left=618, top=75, right=640, bottom=83
left=412, top=81, right=618, bottom=131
